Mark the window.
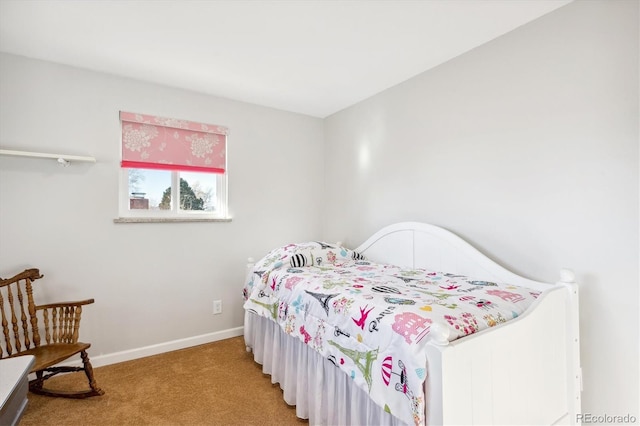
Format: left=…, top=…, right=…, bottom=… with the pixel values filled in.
left=117, top=111, right=229, bottom=221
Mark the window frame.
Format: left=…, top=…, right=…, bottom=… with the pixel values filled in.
left=117, top=168, right=229, bottom=221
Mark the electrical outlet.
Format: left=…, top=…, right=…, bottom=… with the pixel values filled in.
left=213, top=300, right=222, bottom=315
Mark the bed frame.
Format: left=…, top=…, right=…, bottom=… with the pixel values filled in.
left=245, top=222, right=582, bottom=425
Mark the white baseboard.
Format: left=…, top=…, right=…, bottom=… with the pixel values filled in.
left=64, top=327, right=244, bottom=369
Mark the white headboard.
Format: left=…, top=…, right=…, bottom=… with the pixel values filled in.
left=355, top=222, right=555, bottom=291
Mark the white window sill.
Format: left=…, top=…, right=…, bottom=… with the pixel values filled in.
left=113, top=217, right=232, bottom=224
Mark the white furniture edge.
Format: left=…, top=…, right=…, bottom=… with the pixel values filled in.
left=245, top=221, right=582, bottom=425
left=0, top=149, right=96, bottom=164
left=0, top=355, right=35, bottom=426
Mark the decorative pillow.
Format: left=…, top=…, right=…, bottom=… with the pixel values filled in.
left=254, top=241, right=366, bottom=272
left=352, top=251, right=366, bottom=261
left=290, top=253, right=308, bottom=268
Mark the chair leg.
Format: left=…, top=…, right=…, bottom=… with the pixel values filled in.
left=29, top=351, right=104, bottom=398
left=30, top=371, right=45, bottom=393
left=80, top=350, right=104, bottom=396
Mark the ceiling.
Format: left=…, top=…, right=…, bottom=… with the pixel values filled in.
left=0, top=0, right=572, bottom=118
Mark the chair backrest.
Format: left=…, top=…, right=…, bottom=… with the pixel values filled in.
left=0, top=268, right=42, bottom=358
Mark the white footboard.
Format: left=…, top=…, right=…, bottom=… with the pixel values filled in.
left=426, top=285, right=579, bottom=425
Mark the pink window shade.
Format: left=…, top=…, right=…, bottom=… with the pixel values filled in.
left=120, top=111, right=227, bottom=174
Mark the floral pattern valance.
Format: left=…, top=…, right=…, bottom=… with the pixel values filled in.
left=120, top=111, right=227, bottom=173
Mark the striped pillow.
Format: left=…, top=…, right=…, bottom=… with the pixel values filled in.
left=290, top=253, right=308, bottom=268
left=352, top=251, right=366, bottom=261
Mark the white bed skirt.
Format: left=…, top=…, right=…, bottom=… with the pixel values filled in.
left=244, top=311, right=407, bottom=426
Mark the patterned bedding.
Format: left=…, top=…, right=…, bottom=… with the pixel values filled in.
left=243, top=242, right=541, bottom=426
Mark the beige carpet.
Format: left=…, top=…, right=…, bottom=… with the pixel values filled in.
left=20, top=336, right=307, bottom=426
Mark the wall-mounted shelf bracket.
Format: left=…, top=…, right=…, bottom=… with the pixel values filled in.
left=0, top=149, right=96, bottom=165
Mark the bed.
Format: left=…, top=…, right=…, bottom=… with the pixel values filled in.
left=243, top=222, right=581, bottom=425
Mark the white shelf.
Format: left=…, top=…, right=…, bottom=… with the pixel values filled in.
left=0, top=149, right=96, bottom=164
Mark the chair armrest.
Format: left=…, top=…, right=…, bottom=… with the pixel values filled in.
left=35, top=299, right=95, bottom=310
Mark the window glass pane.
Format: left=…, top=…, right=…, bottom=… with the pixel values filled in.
left=128, top=169, right=172, bottom=210
left=179, top=171, right=217, bottom=212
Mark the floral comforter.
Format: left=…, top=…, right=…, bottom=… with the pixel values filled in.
left=243, top=242, right=540, bottom=426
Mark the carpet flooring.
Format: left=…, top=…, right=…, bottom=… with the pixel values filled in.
left=19, top=336, right=307, bottom=426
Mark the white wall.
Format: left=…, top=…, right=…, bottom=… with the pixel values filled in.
left=323, top=0, right=638, bottom=419
left=0, top=53, right=324, bottom=357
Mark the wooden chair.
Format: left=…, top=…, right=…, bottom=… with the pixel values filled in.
left=0, top=268, right=104, bottom=398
